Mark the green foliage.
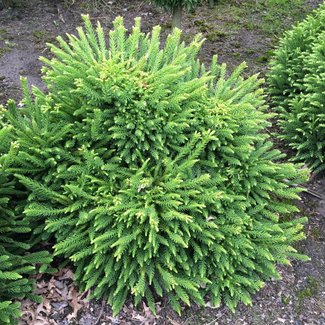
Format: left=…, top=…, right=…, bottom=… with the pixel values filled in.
left=150, top=0, right=201, bottom=12
left=2, top=15, right=309, bottom=316
left=150, top=0, right=202, bottom=28
left=0, top=126, right=53, bottom=324
left=0, top=0, right=21, bottom=10
left=268, top=4, right=325, bottom=173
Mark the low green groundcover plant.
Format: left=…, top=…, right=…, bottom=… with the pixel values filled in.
left=2, top=15, right=309, bottom=315
left=0, top=127, right=52, bottom=324
left=268, top=3, right=325, bottom=173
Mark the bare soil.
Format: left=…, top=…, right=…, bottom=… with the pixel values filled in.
left=0, top=0, right=324, bottom=324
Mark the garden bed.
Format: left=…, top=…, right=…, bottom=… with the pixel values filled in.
left=0, top=1, right=324, bottom=324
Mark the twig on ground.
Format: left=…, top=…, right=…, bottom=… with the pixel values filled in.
left=95, top=299, right=106, bottom=325
left=306, top=189, right=324, bottom=199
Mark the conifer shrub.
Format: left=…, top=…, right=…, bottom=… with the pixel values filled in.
left=2, top=15, right=309, bottom=315
left=0, top=126, right=52, bottom=324
left=150, top=0, right=201, bottom=28
left=268, top=4, right=325, bottom=173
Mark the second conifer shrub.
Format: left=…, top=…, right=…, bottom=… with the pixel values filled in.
left=0, top=126, right=52, bottom=324
left=268, top=4, right=325, bottom=173
left=3, top=16, right=309, bottom=315
left=150, top=0, right=201, bottom=28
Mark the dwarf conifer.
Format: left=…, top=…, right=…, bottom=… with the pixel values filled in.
left=268, top=4, right=325, bottom=173
left=2, top=15, right=309, bottom=316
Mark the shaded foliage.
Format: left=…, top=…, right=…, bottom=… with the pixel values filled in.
left=0, top=126, right=52, bottom=324
left=268, top=3, right=325, bottom=173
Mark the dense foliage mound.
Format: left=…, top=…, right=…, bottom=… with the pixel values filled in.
left=2, top=15, right=309, bottom=315
left=268, top=4, right=325, bottom=173
left=0, top=126, right=52, bottom=324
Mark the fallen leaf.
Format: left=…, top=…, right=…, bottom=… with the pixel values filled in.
left=67, top=286, right=84, bottom=321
